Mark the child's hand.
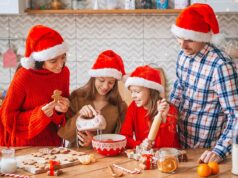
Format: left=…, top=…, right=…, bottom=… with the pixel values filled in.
left=79, top=104, right=97, bottom=118
left=54, top=97, right=70, bottom=113
left=41, top=101, right=56, bottom=117
left=157, top=99, right=169, bottom=122
left=77, top=130, right=93, bottom=147
left=141, top=138, right=154, bottom=150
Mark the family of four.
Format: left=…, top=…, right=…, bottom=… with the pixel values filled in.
left=0, top=3, right=237, bottom=164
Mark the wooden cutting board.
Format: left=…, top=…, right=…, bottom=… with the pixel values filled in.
left=16, top=147, right=95, bottom=174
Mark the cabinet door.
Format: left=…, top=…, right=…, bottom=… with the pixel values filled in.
left=191, top=0, right=238, bottom=12
left=0, top=0, right=25, bottom=14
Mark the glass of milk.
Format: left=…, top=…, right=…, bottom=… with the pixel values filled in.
left=1, top=148, right=17, bottom=173
left=232, top=120, right=238, bottom=175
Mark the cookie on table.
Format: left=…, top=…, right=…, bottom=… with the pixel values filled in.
left=22, top=159, right=37, bottom=165
left=43, top=155, right=57, bottom=160
left=63, top=157, right=78, bottom=162
left=71, top=151, right=86, bottom=156
left=31, top=152, right=45, bottom=157
left=34, top=163, right=46, bottom=170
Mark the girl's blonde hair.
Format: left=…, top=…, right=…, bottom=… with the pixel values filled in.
left=146, top=89, right=162, bottom=120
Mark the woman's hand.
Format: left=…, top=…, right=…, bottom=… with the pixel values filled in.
left=198, top=150, right=222, bottom=163
left=41, top=101, right=56, bottom=117
left=79, top=104, right=97, bottom=118
left=77, top=131, right=93, bottom=147
left=54, top=97, right=70, bottom=113
left=157, top=99, right=169, bottom=122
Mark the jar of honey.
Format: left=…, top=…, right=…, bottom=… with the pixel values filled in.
left=157, top=148, right=179, bottom=173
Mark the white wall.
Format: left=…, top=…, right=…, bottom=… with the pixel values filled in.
left=0, top=13, right=237, bottom=97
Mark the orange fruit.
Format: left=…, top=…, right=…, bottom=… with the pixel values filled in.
left=158, top=157, right=178, bottom=173
left=208, top=162, right=219, bottom=175
left=197, top=164, right=212, bottom=177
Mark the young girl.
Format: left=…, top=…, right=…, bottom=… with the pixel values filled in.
left=0, top=25, right=70, bottom=146
left=58, top=50, right=127, bottom=147
left=120, top=65, right=180, bottom=149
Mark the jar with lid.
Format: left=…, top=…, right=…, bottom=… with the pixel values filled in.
left=157, top=148, right=179, bottom=173
left=1, top=148, right=17, bottom=173
left=232, top=120, right=238, bottom=175
left=51, top=0, right=63, bottom=9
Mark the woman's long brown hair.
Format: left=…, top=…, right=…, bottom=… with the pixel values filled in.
left=80, top=77, right=124, bottom=116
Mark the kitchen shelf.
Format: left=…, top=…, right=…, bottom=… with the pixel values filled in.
left=25, top=9, right=183, bottom=15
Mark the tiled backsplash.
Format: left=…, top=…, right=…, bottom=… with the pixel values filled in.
left=0, top=13, right=238, bottom=97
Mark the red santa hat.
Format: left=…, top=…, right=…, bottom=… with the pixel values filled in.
left=21, top=25, right=67, bottom=69
left=88, top=50, right=126, bottom=80
left=125, top=65, right=164, bottom=93
left=171, top=3, right=219, bottom=43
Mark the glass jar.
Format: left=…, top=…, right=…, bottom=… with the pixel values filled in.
left=232, top=120, right=238, bottom=175
left=51, top=0, right=62, bottom=9
left=1, top=148, right=17, bottom=173
left=157, top=148, right=179, bottom=173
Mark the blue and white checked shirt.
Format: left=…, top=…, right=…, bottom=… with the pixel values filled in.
left=169, top=44, right=238, bottom=159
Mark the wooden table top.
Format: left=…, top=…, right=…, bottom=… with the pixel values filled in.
left=0, top=147, right=236, bottom=178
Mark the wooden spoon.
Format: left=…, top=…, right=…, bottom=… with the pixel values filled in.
left=108, top=165, right=123, bottom=177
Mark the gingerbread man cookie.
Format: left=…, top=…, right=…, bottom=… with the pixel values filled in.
left=32, top=152, right=45, bottom=157
left=51, top=90, right=62, bottom=102
left=63, top=157, right=77, bottom=162
left=34, top=163, right=46, bottom=170
left=22, top=159, right=37, bottom=165
left=71, top=151, right=86, bottom=156
left=43, top=155, right=57, bottom=160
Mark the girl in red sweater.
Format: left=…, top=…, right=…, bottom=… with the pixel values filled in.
left=0, top=25, right=70, bottom=146
left=120, top=65, right=180, bottom=149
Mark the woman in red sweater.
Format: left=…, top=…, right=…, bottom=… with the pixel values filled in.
left=0, top=25, right=70, bottom=146
left=120, top=65, right=180, bottom=149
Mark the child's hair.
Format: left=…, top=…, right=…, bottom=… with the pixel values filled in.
left=81, top=77, right=125, bottom=115
left=146, top=89, right=162, bottom=120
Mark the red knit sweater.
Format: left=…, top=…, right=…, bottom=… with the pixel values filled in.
left=120, top=102, right=180, bottom=149
left=0, top=67, right=69, bottom=146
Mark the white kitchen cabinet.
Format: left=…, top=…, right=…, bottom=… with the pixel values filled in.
left=0, top=0, right=25, bottom=14
left=191, top=0, right=238, bottom=12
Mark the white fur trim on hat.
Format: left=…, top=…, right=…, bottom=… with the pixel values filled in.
left=125, top=77, right=164, bottom=93
left=88, top=68, right=122, bottom=80
left=171, top=24, right=212, bottom=43
left=20, top=56, right=35, bottom=69
left=32, top=42, right=67, bottom=61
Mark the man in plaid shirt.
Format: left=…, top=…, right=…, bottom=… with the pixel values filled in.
left=170, top=3, right=238, bottom=163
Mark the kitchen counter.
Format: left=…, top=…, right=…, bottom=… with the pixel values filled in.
left=0, top=147, right=235, bottom=178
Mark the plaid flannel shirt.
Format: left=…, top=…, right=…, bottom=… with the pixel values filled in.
left=169, top=44, right=238, bottom=159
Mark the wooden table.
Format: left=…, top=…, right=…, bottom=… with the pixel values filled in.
left=0, top=147, right=236, bottom=178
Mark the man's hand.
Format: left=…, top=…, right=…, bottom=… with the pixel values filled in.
left=198, top=150, right=222, bottom=163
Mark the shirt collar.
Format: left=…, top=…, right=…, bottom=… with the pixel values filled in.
left=184, top=43, right=211, bottom=62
